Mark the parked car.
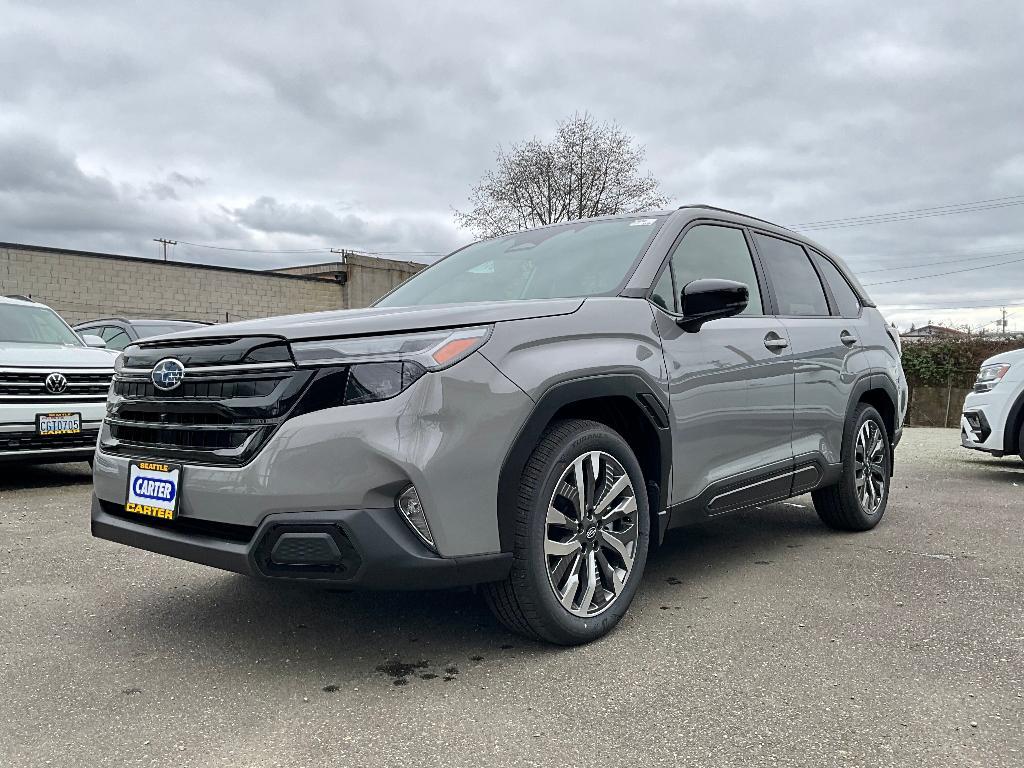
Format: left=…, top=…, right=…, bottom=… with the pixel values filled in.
left=90, top=206, right=908, bottom=644
left=73, top=317, right=210, bottom=351
left=1, top=295, right=116, bottom=464
left=961, top=347, right=1024, bottom=462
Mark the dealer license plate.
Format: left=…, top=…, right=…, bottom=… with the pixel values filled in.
left=125, top=460, right=182, bottom=520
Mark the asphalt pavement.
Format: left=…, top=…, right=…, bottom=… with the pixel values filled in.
left=1, top=427, right=1021, bottom=767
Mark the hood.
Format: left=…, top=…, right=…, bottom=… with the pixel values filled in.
left=982, top=346, right=1024, bottom=366
left=0, top=342, right=118, bottom=368
left=152, top=299, right=585, bottom=343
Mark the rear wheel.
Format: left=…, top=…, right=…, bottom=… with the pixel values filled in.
left=483, top=419, right=650, bottom=645
left=812, top=403, right=891, bottom=531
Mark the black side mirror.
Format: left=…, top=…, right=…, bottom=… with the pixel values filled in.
left=677, top=279, right=749, bottom=332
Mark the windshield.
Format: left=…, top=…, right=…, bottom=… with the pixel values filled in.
left=376, top=216, right=666, bottom=307
left=133, top=321, right=204, bottom=338
left=0, top=304, right=83, bottom=346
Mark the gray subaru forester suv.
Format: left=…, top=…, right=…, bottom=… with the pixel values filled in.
left=91, top=205, right=907, bottom=645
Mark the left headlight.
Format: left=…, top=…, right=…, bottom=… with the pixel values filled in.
left=290, top=326, right=492, bottom=405
left=975, top=363, right=1011, bottom=391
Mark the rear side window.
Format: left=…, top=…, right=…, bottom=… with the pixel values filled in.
left=812, top=252, right=861, bottom=318
left=753, top=234, right=829, bottom=316
left=667, top=225, right=763, bottom=315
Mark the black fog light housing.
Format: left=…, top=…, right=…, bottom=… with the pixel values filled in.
left=396, top=484, right=435, bottom=551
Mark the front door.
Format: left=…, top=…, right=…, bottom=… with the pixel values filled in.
left=652, top=223, right=795, bottom=517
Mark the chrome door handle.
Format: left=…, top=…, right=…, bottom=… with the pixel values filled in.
left=764, top=333, right=789, bottom=352
left=840, top=331, right=857, bottom=347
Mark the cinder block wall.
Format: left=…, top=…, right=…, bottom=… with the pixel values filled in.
left=0, top=244, right=421, bottom=325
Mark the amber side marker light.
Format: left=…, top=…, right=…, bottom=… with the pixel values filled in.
left=432, top=337, right=482, bottom=366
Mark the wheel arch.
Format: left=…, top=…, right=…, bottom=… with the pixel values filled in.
left=844, top=374, right=898, bottom=458
left=496, top=374, right=671, bottom=552
left=1002, top=387, right=1024, bottom=456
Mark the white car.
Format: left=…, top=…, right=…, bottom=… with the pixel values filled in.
left=0, top=295, right=116, bottom=464
left=961, top=346, right=1024, bottom=463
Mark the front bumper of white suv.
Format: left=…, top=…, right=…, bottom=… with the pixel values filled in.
left=0, top=367, right=112, bottom=463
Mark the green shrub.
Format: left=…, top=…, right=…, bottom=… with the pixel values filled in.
left=901, top=338, right=1022, bottom=388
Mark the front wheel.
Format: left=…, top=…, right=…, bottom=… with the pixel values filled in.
left=812, top=403, right=891, bottom=531
left=483, top=419, right=650, bottom=645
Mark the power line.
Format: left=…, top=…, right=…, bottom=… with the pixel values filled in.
left=864, top=256, right=1024, bottom=288
left=177, top=241, right=334, bottom=254
left=791, top=195, right=1024, bottom=230
left=879, top=301, right=1024, bottom=311
left=856, top=248, right=1024, bottom=274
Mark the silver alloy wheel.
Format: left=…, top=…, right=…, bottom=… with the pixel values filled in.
left=544, top=450, right=638, bottom=617
left=855, top=419, right=887, bottom=514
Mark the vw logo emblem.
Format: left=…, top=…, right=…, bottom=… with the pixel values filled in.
left=151, top=358, right=186, bottom=391
left=45, top=372, right=68, bottom=394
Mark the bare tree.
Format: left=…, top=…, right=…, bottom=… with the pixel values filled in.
left=455, top=113, right=669, bottom=238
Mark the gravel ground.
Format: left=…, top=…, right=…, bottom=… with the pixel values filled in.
left=1, top=427, right=1021, bottom=767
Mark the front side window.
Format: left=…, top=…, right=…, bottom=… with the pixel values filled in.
left=753, top=234, right=829, bottom=317
left=650, top=266, right=675, bottom=312
left=812, top=252, right=861, bottom=318
left=102, top=328, right=133, bottom=350
left=666, top=225, right=764, bottom=315
left=0, top=304, right=83, bottom=346
left=376, top=216, right=667, bottom=308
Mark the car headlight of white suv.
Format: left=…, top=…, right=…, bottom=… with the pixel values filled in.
left=974, top=363, right=1011, bottom=392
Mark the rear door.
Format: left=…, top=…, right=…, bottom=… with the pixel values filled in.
left=653, top=222, right=795, bottom=515
left=752, top=233, right=871, bottom=482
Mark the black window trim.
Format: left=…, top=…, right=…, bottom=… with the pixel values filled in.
left=747, top=228, right=834, bottom=320
left=644, top=218, right=771, bottom=319
left=808, top=248, right=865, bottom=320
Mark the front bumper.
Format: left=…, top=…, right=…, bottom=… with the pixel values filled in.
left=0, top=401, right=104, bottom=463
left=960, top=389, right=1008, bottom=455
left=91, top=494, right=511, bottom=588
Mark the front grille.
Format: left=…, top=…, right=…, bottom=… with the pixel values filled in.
left=1, top=429, right=99, bottom=452
left=0, top=368, right=112, bottom=403
left=100, top=336, right=320, bottom=466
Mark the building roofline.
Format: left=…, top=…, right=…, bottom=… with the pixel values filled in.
left=0, top=241, right=347, bottom=284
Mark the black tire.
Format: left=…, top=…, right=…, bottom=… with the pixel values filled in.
left=812, top=403, right=891, bottom=531
left=483, top=419, right=650, bottom=645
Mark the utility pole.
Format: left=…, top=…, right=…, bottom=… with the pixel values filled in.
left=154, top=238, right=177, bottom=261
left=1000, top=307, right=1008, bottom=334
left=330, top=248, right=350, bottom=264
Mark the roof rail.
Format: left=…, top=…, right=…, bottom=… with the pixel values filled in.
left=677, top=204, right=796, bottom=232
left=73, top=316, right=130, bottom=324
left=3, top=294, right=36, bottom=302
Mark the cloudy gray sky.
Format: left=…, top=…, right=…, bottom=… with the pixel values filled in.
left=1, top=0, right=1022, bottom=329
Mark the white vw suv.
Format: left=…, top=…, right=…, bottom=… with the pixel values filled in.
left=961, top=346, right=1024, bottom=463
left=0, top=295, right=116, bottom=464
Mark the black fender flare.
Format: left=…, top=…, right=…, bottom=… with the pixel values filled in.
left=843, top=373, right=899, bottom=457
left=1002, top=388, right=1024, bottom=455
left=495, top=373, right=672, bottom=552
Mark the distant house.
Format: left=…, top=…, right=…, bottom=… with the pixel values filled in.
left=899, top=324, right=968, bottom=342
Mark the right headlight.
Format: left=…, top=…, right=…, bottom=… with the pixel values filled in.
left=290, top=326, right=492, bottom=405
left=975, top=363, right=1011, bottom=392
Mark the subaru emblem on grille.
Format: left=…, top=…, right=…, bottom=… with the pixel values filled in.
left=44, top=372, right=68, bottom=394
left=151, top=358, right=186, bottom=391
